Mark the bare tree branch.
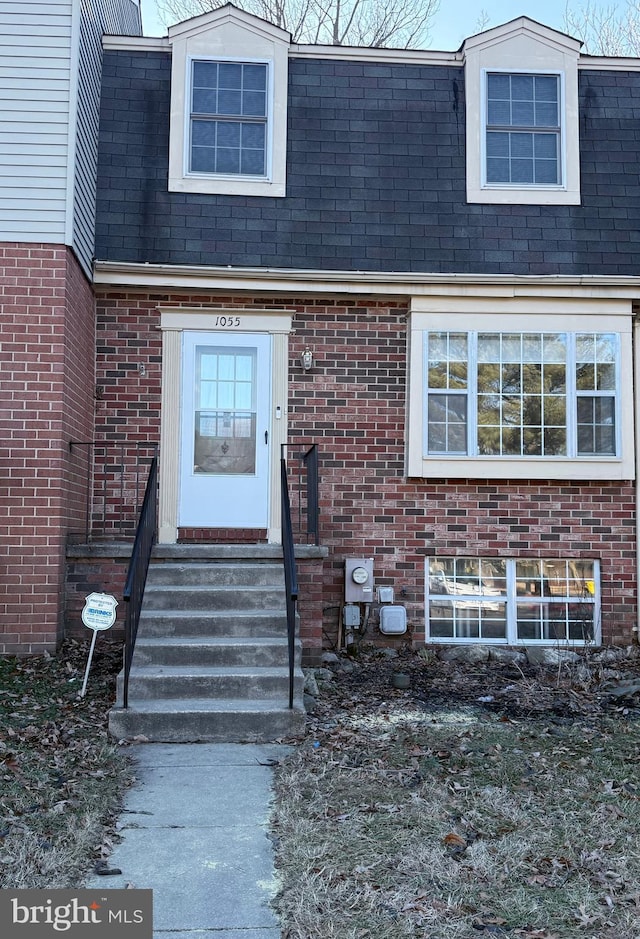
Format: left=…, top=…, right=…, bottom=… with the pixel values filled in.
left=564, top=0, right=640, bottom=55
left=154, top=0, right=440, bottom=48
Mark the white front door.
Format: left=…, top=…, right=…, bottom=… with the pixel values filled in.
left=179, top=331, right=272, bottom=528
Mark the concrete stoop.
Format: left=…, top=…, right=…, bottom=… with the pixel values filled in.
left=108, top=546, right=306, bottom=742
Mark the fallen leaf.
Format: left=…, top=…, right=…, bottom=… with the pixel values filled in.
left=443, top=832, right=466, bottom=847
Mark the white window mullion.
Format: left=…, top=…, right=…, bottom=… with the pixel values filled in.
left=468, top=331, right=478, bottom=456
left=484, top=70, right=562, bottom=188
left=412, top=315, right=629, bottom=480
left=566, top=332, right=577, bottom=459
left=425, top=556, right=600, bottom=646
left=593, top=560, right=602, bottom=645
left=614, top=338, right=622, bottom=459
left=505, top=559, right=517, bottom=643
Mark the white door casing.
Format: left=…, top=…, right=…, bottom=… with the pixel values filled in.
left=158, top=309, right=292, bottom=544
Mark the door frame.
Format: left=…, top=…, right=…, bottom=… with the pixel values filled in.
left=158, top=308, right=292, bottom=544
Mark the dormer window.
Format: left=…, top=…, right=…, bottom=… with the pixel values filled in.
left=190, top=60, right=269, bottom=177
left=463, top=18, right=580, bottom=206
left=485, top=72, right=561, bottom=186
left=168, top=5, right=289, bottom=197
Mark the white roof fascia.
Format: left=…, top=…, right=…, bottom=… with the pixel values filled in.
left=103, top=35, right=170, bottom=50
left=462, top=16, right=582, bottom=57
left=102, top=30, right=640, bottom=71
left=167, top=4, right=290, bottom=44
left=93, top=261, right=640, bottom=299
left=579, top=55, right=640, bottom=70
left=289, top=45, right=460, bottom=65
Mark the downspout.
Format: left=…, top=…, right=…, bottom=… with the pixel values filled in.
left=634, top=314, right=640, bottom=645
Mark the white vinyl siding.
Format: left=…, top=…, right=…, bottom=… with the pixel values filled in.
left=0, top=0, right=140, bottom=271
left=99, top=0, right=141, bottom=34
left=73, top=0, right=105, bottom=272
left=0, top=1, right=72, bottom=240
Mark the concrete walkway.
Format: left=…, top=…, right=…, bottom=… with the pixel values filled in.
left=85, top=743, right=291, bottom=938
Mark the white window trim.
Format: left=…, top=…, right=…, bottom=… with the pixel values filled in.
left=480, top=68, right=566, bottom=192
left=168, top=7, right=289, bottom=198
left=463, top=18, right=581, bottom=205
left=407, top=299, right=635, bottom=481
left=185, top=55, right=274, bottom=185
left=425, top=557, right=602, bottom=646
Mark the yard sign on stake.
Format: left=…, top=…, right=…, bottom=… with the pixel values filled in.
left=80, top=592, right=118, bottom=697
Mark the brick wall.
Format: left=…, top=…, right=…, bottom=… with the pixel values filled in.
left=65, top=548, right=129, bottom=640
left=0, top=244, right=95, bottom=654
left=93, top=291, right=162, bottom=535
left=93, top=290, right=638, bottom=651
left=287, top=299, right=637, bottom=648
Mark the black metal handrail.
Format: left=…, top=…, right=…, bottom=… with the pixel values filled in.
left=288, top=441, right=320, bottom=545
left=68, top=440, right=158, bottom=542
left=281, top=447, right=299, bottom=710
left=122, top=455, right=158, bottom=709
left=302, top=444, right=319, bottom=545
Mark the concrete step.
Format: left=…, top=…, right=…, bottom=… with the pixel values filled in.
left=137, top=609, right=287, bottom=638
left=142, top=584, right=285, bottom=612
left=133, top=636, right=300, bottom=668
left=146, top=562, right=285, bottom=588
left=119, top=665, right=303, bottom=700
left=108, top=550, right=306, bottom=743
left=108, top=698, right=306, bottom=743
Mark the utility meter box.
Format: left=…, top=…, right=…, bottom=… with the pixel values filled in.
left=345, top=557, right=374, bottom=602
left=343, top=604, right=361, bottom=628
left=379, top=605, right=407, bottom=635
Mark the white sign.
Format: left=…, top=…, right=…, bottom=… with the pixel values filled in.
left=79, top=593, right=118, bottom=698
left=82, top=592, right=118, bottom=631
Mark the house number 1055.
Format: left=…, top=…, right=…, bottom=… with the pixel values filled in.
left=214, top=315, right=241, bottom=328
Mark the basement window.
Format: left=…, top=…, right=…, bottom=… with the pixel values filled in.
left=426, top=557, right=600, bottom=645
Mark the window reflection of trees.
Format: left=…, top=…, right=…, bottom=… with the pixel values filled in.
left=428, top=557, right=596, bottom=643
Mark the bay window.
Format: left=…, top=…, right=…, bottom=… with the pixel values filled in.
left=407, top=304, right=633, bottom=481
left=425, top=330, right=619, bottom=459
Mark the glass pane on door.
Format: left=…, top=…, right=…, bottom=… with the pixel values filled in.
left=194, top=346, right=257, bottom=475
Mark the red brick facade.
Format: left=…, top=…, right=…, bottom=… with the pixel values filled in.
left=178, top=528, right=268, bottom=543
left=65, top=549, right=129, bottom=641
left=89, top=289, right=637, bottom=652
left=0, top=244, right=95, bottom=653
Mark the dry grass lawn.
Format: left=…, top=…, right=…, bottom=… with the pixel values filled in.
left=3, top=637, right=640, bottom=939
left=272, top=653, right=640, bottom=939
left=0, top=638, right=133, bottom=888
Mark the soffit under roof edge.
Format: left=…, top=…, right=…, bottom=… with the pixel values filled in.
left=101, top=35, right=640, bottom=70
left=93, top=261, right=640, bottom=298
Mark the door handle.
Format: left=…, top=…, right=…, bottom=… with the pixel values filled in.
left=264, top=430, right=269, bottom=444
